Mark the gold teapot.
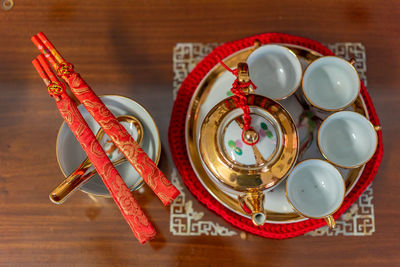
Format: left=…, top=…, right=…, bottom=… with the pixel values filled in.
left=199, top=63, right=298, bottom=226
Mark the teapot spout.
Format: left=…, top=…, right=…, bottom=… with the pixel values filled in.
left=252, top=212, right=267, bottom=226
left=238, top=191, right=266, bottom=226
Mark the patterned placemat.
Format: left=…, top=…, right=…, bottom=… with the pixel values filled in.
left=170, top=42, right=374, bottom=237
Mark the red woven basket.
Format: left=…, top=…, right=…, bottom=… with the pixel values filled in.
left=168, top=33, right=383, bottom=238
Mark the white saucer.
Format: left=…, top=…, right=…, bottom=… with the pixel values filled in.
left=56, top=95, right=161, bottom=197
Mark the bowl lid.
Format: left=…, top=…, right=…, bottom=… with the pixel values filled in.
left=199, top=94, right=298, bottom=192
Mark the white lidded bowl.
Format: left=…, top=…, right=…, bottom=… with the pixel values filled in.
left=56, top=95, right=161, bottom=197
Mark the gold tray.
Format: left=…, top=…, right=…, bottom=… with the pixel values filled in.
left=185, top=43, right=368, bottom=223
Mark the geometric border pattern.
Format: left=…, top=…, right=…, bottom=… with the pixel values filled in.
left=170, top=42, right=374, bottom=237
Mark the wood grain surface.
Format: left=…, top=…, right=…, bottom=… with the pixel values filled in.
left=0, top=0, right=399, bottom=266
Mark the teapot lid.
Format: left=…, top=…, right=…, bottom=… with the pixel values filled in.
left=199, top=94, right=298, bottom=192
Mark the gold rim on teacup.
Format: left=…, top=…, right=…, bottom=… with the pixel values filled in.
left=285, top=159, right=346, bottom=229
left=301, top=56, right=361, bottom=112
left=317, top=111, right=380, bottom=169
left=247, top=44, right=303, bottom=100
left=55, top=94, right=161, bottom=198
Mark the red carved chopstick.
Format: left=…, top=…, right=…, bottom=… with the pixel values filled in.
left=32, top=33, right=180, bottom=206
left=32, top=55, right=156, bottom=244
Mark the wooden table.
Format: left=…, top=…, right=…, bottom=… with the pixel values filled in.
left=0, top=1, right=399, bottom=266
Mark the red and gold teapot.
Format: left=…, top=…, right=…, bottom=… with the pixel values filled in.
left=199, top=63, right=298, bottom=226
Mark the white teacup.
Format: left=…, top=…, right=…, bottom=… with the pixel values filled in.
left=318, top=111, right=378, bottom=168
left=302, top=56, right=360, bottom=111
left=247, top=44, right=302, bottom=100
left=285, top=159, right=345, bottom=229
